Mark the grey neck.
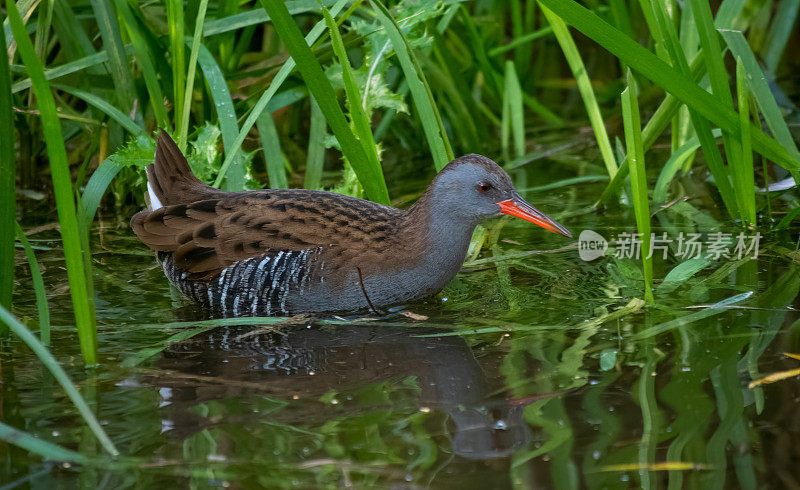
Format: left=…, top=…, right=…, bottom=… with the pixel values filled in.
left=400, top=194, right=480, bottom=293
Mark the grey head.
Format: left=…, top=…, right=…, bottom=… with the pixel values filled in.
left=426, top=154, right=572, bottom=237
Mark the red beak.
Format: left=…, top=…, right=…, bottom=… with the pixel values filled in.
left=497, top=195, right=572, bottom=237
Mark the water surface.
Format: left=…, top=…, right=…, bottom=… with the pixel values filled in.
left=4, top=148, right=800, bottom=488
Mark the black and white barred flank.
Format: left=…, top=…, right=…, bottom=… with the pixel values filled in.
left=159, top=247, right=322, bottom=316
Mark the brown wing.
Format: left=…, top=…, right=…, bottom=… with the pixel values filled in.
left=131, top=189, right=403, bottom=280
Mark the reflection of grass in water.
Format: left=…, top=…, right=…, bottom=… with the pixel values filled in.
left=4, top=0, right=800, bottom=485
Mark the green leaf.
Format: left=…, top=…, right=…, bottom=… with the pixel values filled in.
left=203, top=0, right=340, bottom=36
left=542, top=4, right=618, bottom=179
left=259, top=0, right=389, bottom=203
left=212, top=0, right=347, bottom=190
left=79, top=157, right=126, bottom=229
left=195, top=43, right=245, bottom=191
left=304, top=96, right=327, bottom=190
left=255, top=110, right=288, bottom=189
left=88, top=0, right=137, bottom=114
left=322, top=5, right=383, bottom=185
left=54, top=84, right=144, bottom=136
left=634, top=292, right=752, bottom=339
left=733, top=57, right=756, bottom=226
left=657, top=258, right=712, bottom=294
left=599, top=348, right=618, bottom=371
left=721, top=28, right=800, bottom=185
left=369, top=0, right=454, bottom=171
left=502, top=61, right=525, bottom=161
left=652, top=129, right=722, bottom=203
left=166, top=0, right=185, bottom=136
left=597, top=56, right=707, bottom=203
left=762, top=0, right=800, bottom=74
left=0, top=307, right=117, bottom=456
left=113, top=0, right=169, bottom=128
left=12, top=49, right=111, bottom=94
left=7, top=0, right=98, bottom=364
left=178, top=0, right=210, bottom=149
left=14, top=223, right=50, bottom=344
left=488, top=26, right=553, bottom=57
left=535, top=0, right=799, bottom=171
left=621, top=70, right=653, bottom=305
left=649, top=0, right=738, bottom=218
left=0, top=421, right=87, bottom=463
left=0, top=28, right=13, bottom=310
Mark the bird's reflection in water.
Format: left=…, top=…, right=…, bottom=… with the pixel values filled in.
left=156, top=322, right=539, bottom=461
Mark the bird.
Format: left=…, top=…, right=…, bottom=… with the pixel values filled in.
left=131, top=131, right=571, bottom=316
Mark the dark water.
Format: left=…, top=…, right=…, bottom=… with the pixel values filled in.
left=4, top=154, right=800, bottom=488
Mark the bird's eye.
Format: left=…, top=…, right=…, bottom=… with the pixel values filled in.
left=477, top=181, right=493, bottom=193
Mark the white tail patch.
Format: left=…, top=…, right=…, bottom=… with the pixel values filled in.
left=147, top=181, right=164, bottom=210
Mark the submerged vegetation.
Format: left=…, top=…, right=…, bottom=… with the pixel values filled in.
left=2, top=0, right=800, bottom=486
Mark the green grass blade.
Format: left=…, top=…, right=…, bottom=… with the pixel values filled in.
left=87, top=0, right=136, bottom=114
left=203, top=0, right=340, bottom=36
left=657, top=258, right=712, bottom=294
left=304, top=96, right=327, bottom=190
left=178, top=0, right=210, bottom=149
left=322, top=6, right=383, bottom=182
left=195, top=43, right=245, bottom=191
left=79, top=157, right=126, bottom=229
left=522, top=92, right=563, bottom=126
left=114, top=0, right=169, bottom=128
left=488, top=26, right=553, bottom=57
left=51, top=0, right=98, bottom=67
left=653, top=129, right=723, bottom=203
left=15, top=222, right=50, bottom=344
left=0, top=421, right=88, bottom=463
left=11, top=47, right=135, bottom=94
left=720, top=28, right=800, bottom=185
left=608, top=0, right=633, bottom=38
left=212, top=0, right=348, bottom=190
left=3, top=0, right=42, bottom=54
left=259, top=0, right=389, bottom=203
left=503, top=61, right=525, bottom=161
left=688, top=0, right=745, bottom=216
left=33, top=0, right=54, bottom=66
left=255, top=110, right=288, bottom=189
left=422, top=51, right=483, bottom=148
left=518, top=175, right=609, bottom=193
left=0, top=307, right=117, bottom=456
left=166, top=0, right=185, bottom=136
left=653, top=139, right=700, bottom=204
left=598, top=55, right=707, bottom=202
left=541, top=4, right=618, bottom=179
left=715, top=0, right=746, bottom=28
left=734, top=57, right=755, bottom=226
left=0, top=29, right=13, bottom=310
left=7, top=0, right=98, bottom=365
left=369, top=0, right=454, bottom=171
left=634, top=292, right=751, bottom=338
left=636, top=0, right=669, bottom=62
left=762, top=0, right=799, bottom=74
left=458, top=7, right=504, bottom=95
left=204, top=8, right=271, bottom=36
left=509, top=0, right=524, bottom=69
left=54, top=84, right=144, bottom=137
left=535, top=0, right=799, bottom=171
left=621, top=70, right=653, bottom=305
left=648, top=0, right=739, bottom=218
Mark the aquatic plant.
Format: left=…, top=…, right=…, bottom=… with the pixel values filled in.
left=2, top=0, right=800, bottom=485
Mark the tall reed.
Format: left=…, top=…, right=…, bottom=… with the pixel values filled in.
left=7, top=0, right=97, bottom=364
left=0, top=27, right=14, bottom=313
